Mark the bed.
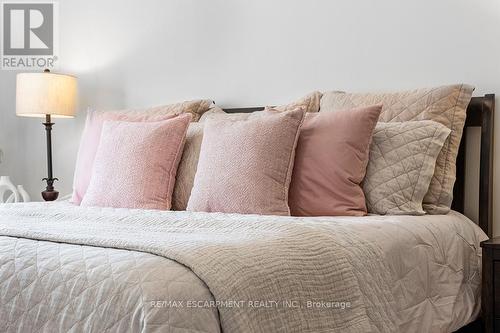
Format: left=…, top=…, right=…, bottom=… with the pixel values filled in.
left=0, top=95, right=494, bottom=333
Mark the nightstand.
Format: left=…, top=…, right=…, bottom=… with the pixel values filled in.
left=482, top=238, right=500, bottom=333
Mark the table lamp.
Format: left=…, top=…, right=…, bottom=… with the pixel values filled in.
left=16, top=69, right=77, bottom=201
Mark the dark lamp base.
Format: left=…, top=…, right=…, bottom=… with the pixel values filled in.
left=42, top=190, right=59, bottom=201
left=42, top=114, right=59, bottom=202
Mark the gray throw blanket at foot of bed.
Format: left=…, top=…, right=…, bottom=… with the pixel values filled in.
left=0, top=202, right=398, bottom=332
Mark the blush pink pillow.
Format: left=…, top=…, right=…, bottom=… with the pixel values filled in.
left=71, top=111, right=177, bottom=204
left=289, top=105, right=382, bottom=216
left=187, top=108, right=305, bottom=215
left=80, top=114, right=191, bottom=210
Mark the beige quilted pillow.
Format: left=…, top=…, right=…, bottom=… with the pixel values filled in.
left=321, top=84, right=474, bottom=214
left=264, top=91, right=322, bottom=113
left=364, top=121, right=451, bottom=215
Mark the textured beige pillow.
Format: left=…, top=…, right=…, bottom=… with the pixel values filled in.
left=100, top=99, right=213, bottom=122
left=187, top=108, right=305, bottom=215
left=264, top=91, right=322, bottom=113
left=200, top=91, right=322, bottom=122
left=172, top=106, right=231, bottom=211
left=321, top=84, right=474, bottom=214
left=172, top=122, right=204, bottom=210
left=364, top=121, right=451, bottom=215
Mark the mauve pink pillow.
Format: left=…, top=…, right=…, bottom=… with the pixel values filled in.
left=71, top=111, right=176, bottom=204
left=187, top=108, right=305, bottom=215
left=289, top=105, right=382, bottom=216
left=80, top=114, right=191, bottom=210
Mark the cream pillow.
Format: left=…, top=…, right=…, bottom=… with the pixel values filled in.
left=108, top=99, right=213, bottom=122
left=171, top=106, right=223, bottom=211
left=364, top=121, right=451, bottom=215
left=264, top=91, right=322, bottom=113
left=172, top=122, right=204, bottom=210
left=321, top=84, right=473, bottom=214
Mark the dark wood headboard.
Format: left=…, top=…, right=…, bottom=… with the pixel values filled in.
left=223, top=94, right=495, bottom=237
left=452, top=94, right=495, bottom=237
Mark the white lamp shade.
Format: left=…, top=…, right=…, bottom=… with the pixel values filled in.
left=16, top=72, right=77, bottom=118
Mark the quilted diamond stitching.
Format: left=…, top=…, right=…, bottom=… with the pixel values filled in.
left=0, top=237, right=220, bottom=333
left=363, top=121, right=451, bottom=215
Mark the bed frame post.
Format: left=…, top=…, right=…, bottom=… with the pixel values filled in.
left=453, top=94, right=495, bottom=237
left=479, top=94, right=495, bottom=237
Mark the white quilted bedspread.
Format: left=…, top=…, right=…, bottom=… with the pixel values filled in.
left=0, top=202, right=487, bottom=333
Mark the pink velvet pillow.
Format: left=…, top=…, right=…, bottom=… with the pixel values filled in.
left=71, top=111, right=177, bottom=204
left=289, top=105, right=382, bottom=216
left=187, top=109, right=305, bottom=215
left=80, top=114, right=191, bottom=210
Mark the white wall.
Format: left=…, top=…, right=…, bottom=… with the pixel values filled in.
left=1, top=0, right=500, bottom=233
